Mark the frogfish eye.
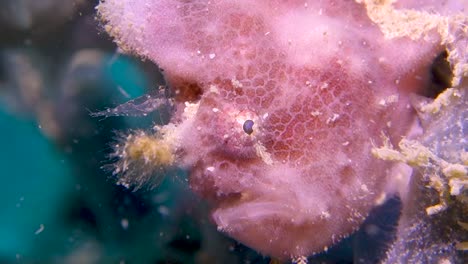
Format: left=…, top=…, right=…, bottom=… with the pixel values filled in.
left=242, top=119, right=254, bottom=135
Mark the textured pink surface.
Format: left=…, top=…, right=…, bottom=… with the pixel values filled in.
left=98, top=0, right=453, bottom=259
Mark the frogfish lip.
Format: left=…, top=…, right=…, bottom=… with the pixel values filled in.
left=211, top=194, right=336, bottom=259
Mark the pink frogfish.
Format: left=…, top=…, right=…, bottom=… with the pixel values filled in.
left=96, top=0, right=467, bottom=261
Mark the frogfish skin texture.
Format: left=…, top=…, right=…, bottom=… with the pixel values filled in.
left=97, top=0, right=466, bottom=259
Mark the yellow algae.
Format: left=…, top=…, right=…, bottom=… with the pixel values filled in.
left=125, top=134, right=174, bottom=166
left=372, top=136, right=467, bottom=216
left=418, top=88, right=462, bottom=114
left=371, top=135, right=434, bottom=166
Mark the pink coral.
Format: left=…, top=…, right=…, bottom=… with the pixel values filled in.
left=97, top=0, right=466, bottom=259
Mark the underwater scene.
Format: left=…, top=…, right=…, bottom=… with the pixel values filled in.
left=0, top=0, right=466, bottom=263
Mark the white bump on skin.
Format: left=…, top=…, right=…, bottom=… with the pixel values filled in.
left=326, top=113, right=340, bottom=124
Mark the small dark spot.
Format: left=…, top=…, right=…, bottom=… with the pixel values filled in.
left=174, top=81, right=203, bottom=102
left=352, top=196, right=402, bottom=263
left=426, top=51, right=452, bottom=98
left=243, top=119, right=254, bottom=135
left=167, top=237, right=201, bottom=254
left=67, top=203, right=98, bottom=231
left=339, top=165, right=355, bottom=185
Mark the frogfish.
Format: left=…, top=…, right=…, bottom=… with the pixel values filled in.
left=95, top=0, right=467, bottom=262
